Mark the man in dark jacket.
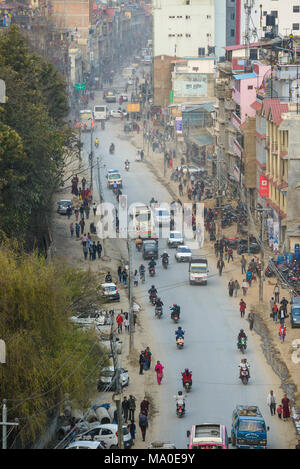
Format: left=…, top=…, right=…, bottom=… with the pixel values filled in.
left=122, top=396, right=129, bottom=423
left=139, top=351, right=145, bottom=375
left=217, top=258, right=225, bottom=276
left=138, top=412, right=148, bottom=442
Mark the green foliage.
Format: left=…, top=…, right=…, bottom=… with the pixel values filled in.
left=0, top=244, right=109, bottom=446
left=0, top=25, right=70, bottom=248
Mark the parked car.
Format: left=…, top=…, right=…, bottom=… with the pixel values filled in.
left=65, top=440, right=106, bottom=450
left=97, top=366, right=129, bottom=391
left=291, top=304, right=300, bottom=328
left=57, top=200, right=72, bottom=215
left=168, top=231, right=184, bottom=248
left=175, top=245, right=192, bottom=262
left=99, top=283, right=120, bottom=302
left=76, top=423, right=132, bottom=449
left=70, top=311, right=110, bottom=327
left=291, top=296, right=300, bottom=305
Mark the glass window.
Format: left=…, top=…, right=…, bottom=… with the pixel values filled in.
left=293, top=23, right=300, bottom=30
left=239, top=420, right=265, bottom=432
left=293, top=6, right=300, bottom=13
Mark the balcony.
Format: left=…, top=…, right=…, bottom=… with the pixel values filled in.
left=232, top=112, right=241, bottom=131
left=271, top=142, right=278, bottom=154
left=233, top=138, right=243, bottom=158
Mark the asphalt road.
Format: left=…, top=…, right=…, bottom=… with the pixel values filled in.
left=80, top=87, right=293, bottom=450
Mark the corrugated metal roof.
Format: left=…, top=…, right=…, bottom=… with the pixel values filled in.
left=183, top=103, right=215, bottom=113
left=191, top=133, right=213, bottom=146
left=233, top=72, right=257, bottom=80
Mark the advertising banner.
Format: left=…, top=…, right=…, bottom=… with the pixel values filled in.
left=175, top=117, right=182, bottom=134
left=173, top=73, right=207, bottom=98
left=267, top=218, right=274, bottom=248
left=259, top=176, right=269, bottom=198
left=273, top=221, right=279, bottom=252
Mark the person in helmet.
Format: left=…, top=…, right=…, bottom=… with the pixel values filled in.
left=170, top=304, right=181, bottom=319
left=182, top=368, right=192, bottom=386
left=148, top=257, right=156, bottom=270
left=175, top=326, right=185, bottom=339
left=135, top=235, right=143, bottom=247
left=239, top=358, right=250, bottom=378
left=161, top=251, right=169, bottom=259
left=238, top=329, right=247, bottom=342
left=174, top=390, right=186, bottom=411
left=148, top=285, right=157, bottom=298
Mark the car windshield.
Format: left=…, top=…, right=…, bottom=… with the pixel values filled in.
left=178, top=248, right=191, bottom=253
left=292, top=307, right=300, bottom=316
left=191, top=266, right=207, bottom=273
left=109, top=174, right=121, bottom=180
left=80, top=113, right=92, bottom=120
left=95, top=106, right=105, bottom=112
left=136, top=213, right=151, bottom=222
left=157, top=210, right=169, bottom=217
left=170, top=233, right=182, bottom=239
left=238, top=420, right=265, bottom=432
left=60, top=201, right=71, bottom=206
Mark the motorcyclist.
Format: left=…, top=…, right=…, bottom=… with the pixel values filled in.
left=112, top=180, right=118, bottom=191
left=135, top=235, right=143, bottom=246
left=109, top=143, right=115, bottom=153
left=148, top=285, right=157, bottom=301
left=239, top=358, right=250, bottom=378
left=237, top=329, right=247, bottom=343
left=175, top=326, right=185, bottom=339
left=182, top=369, right=192, bottom=386
left=125, top=159, right=130, bottom=169
left=155, top=297, right=163, bottom=316
left=148, top=257, right=156, bottom=271
left=149, top=197, right=157, bottom=205
left=105, top=272, right=112, bottom=283
left=161, top=251, right=169, bottom=261
left=139, top=264, right=145, bottom=279
left=174, top=390, right=186, bottom=411
left=94, top=137, right=99, bottom=146
left=170, top=304, right=181, bottom=319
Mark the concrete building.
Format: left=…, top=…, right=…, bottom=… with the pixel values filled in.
left=251, top=0, right=300, bottom=38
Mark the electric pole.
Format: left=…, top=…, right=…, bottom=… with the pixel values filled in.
left=110, top=314, right=123, bottom=449
left=90, top=121, right=94, bottom=191
left=1, top=400, right=19, bottom=449
left=127, top=237, right=134, bottom=353
left=256, top=198, right=271, bottom=303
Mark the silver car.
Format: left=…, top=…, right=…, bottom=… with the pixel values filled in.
left=175, top=245, right=192, bottom=262
left=57, top=200, right=72, bottom=215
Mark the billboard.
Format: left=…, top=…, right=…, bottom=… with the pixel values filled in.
left=173, top=73, right=207, bottom=98
left=127, top=103, right=140, bottom=113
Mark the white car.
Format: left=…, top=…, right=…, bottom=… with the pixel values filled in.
left=99, top=283, right=120, bottom=302
left=127, top=79, right=134, bottom=85
left=175, top=245, right=192, bottom=262
left=110, top=109, right=127, bottom=118
left=70, top=311, right=110, bottom=327
left=76, top=423, right=133, bottom=449
left=168, top=231, right=184, bottom=248
left=97, top=366, right=129, bottom=391
left=176, top=165, right=204, bottom=175
left=65, top=440, right=106, bottom=450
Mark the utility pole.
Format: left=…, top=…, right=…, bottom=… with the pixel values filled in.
left=216, top=146, right=223, bottom=240
left=256, top=197, right=271, bottom=303
left=247, top=188, right=250, bottom=257
left=127, top=236, right=134, bottom=353
left=90, top=121, right=94, bottom=191
left=1, top=400, right=19, bottom=449
left=110, top=314, right=123, bottom=449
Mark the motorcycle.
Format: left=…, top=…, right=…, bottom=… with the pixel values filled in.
left=176, top=403, right=185, bottom=418
left=239, top=366, right=249, bottom=385
left=94, top=140, right=99, bottom=148
left=176, top=337, right=184, bottom=349
left=183, top=380, right=192, bottom=393
left=136, top=243, right=142, bottom=252
left=125, top=163, right=130, bottom=172
left=162, top=257, right=169, bottom=269
left=238, top=338, right=247, bottom=354
left=149, top=293, right=157, bottom=305
left=109, top=145, right=115, bottom=154
left=149, top=266, right=155, bottom=277
left=155, top=305, right=163, bottom=319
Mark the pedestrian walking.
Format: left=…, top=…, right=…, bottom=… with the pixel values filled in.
left=281, top=394, right=291, bottom=421
left=124, top=316, right=129, bottom=333
left=277, top=404, right=283, bottom=419
left=270, top=297, right=275, bottom=315
left=242, top=279, right=248, bottom=296
left=66, top=205, right=72, bottom=219
left=89, top=244, right=93, bottom=261
left=128, top=420, right=136, bottom=444
left=122, top=269, right=128, bottom=286
left=122, top=396, right=129, bottom=423
left=241, top=255, right=247, bottom=274
left=139, top=351, right=145, bottom=375
left=85, top=205, right=90, bottom=220
left=81, top=177, right=87, bottom=190
left=279, top=324, right=286, bottom=343
left=96, top=241, right=102, bottom=259
left=92, top=241, right=97, bottom=260
left=118, top=265, right=122, bottom=283
left=217, top=258, right=225, bottom=276
left=138, top=412, right=148, bottom=442
left=143, top=347, right=152, bottom=370
left=93, top=202, right=97, bottom=217
left=267, top=390, right=277, bottom=416
left=75, top=223, right=80, bottom=238
left=248, top=311, right=254, bottom=331
left=79, top=218, right=85, bottom=234
left=82, top=245, right=88, bottom=260
left=280, top=297, right=288, bottom=314
left=273, top=303, right=278, bottom=322
left=246, top=269, right=252, bottom=286
left=69, top=222, right=74, bottom=238
left=274, top=283, right=280, bottom=303
left=279, top=306, right=286, bottom=325
left=228, top=248, right=234, bottom=263
left=140, top=397, right=150, bottom=417
left=240, top=299, right=246, bottom=318
left=233, top=280, right=240, bottom=297
left=116, top=312, right=123, bottom=334
left=128, top=395, right=136, bottom=421
left=228, top=279, right=234, bottom=297
left=74, top=208, right=79, bottom=222
left=214, top=240, right=219, bottom=257
left=154, top=361, right=164, bottom=385
left=79, top=205, right=84, bottom=219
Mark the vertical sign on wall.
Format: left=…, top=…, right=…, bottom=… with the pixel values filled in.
left=259, top=176, right=269, bottom=198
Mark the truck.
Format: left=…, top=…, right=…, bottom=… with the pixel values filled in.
left=231, top=405, right=269, bottom=449
left=189, top=256, right=208, bottom=285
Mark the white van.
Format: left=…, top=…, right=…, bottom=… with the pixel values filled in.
left=94, top=104, right=107, bottom=121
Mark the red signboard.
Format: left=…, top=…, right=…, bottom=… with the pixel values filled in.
left=259, top=176, right=269, bottom=197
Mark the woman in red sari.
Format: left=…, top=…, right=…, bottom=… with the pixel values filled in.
left=154, top=361, right=164, bottom=385
left=281, top=394, right=291, bottom=421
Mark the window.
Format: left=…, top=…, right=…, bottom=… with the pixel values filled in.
left=271, top=10, right=278, bottom=18
left=186, top=33, right=191, bottom=37
left=185, top=0, right=190, bottom=4
left=293, top=23, right=300, bottom=30
left=169, top=15, right=175, bottom=18
left=101, top=429, right=113, bottom=436
left=186, top=15, right=190, bottom=19
left=293, top=6, right=300, bottom=13
left=231, top=13, right=235, bottom=20
left=207, top=15, right=211, bottom=19
left=198, top=47, right=205, bottom=56
left=248, top=85, right=253, bottom=90
left=231, top=29, right=235, bottom=37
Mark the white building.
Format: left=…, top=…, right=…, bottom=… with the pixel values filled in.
left=243, top=1, right=300, bottom=40
left=153, top=0, right=215, bottom=59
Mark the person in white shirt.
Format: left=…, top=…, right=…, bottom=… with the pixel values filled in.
left=267, top=390, right=277, bottom=416
left=174, top=391, right=186, bottom=411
